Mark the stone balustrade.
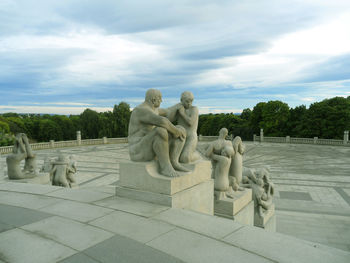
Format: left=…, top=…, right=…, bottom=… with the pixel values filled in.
left=253, top=130, right=350, bottom=147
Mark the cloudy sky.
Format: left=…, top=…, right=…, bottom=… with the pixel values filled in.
left=1, top=0, right=350, bottom=115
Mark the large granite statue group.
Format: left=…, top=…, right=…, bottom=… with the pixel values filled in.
left=123, top=88, right=275, bottom=229
left=5, top=88, right=274, bottom=229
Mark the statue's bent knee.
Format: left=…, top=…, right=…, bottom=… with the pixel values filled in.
left=155, top=127, right=168, bottom=140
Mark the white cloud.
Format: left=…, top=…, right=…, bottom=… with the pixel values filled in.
left=0, top=105, right=112, bottom=115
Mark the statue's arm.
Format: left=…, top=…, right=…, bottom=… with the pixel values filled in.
left=179, top=106, right=198, bottom=126
left=160, top=103, right=182, bottom=122
left=205, top=143, right=214, bottom=158
left=141, top=109, right=184, bottom=138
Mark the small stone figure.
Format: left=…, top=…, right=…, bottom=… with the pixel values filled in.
left=40, top=156, right=54, bottom=173
left=66, top=155, right=77, bottom=185
left=242, top=167, right=274, bottom=216
left=6, top=133, right=38, bottom=179
left=206, top=128, right=236, bottom=199
left=50, top=154, right=77, bottom=187
left=230, top=136, right=245, bottom=188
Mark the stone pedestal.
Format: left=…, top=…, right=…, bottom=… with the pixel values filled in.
left=254, top=204, right=276, bottom=231
left=116, top=159, right=214, bottom=215
left=214, top=189, right=254, bottom=225
left=5, top=173, right=50, bottom=185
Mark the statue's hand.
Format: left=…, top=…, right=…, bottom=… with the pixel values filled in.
left=174, top=127, right=185, bottom=141
left=178, top=106, right=185, bottom=116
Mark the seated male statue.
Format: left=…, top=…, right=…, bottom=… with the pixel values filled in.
left=166, top=91, right=200, bottom=163
left=128, top=89, right=190, bottom=177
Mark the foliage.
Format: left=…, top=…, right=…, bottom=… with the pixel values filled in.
left=0, top=96, right=349, bottom=145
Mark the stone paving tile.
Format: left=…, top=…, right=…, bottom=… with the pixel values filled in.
left=0, top=222, right=13, bottom=233
left=0, top=228, right=75, bottom=263
left=58, top=253, right=100, bottom=263
left=0, top=191, right=61, bottom=210
left=83, top=234, right=184, bottom=263
left=89, top=210, right=175, bottom=243
left=93, top=196, right=169, bottom=217
left=279, top=191, right=313, bottom=201
left=147, top=228, right=273, bottom=263
left=153, top=208, right=243, bottom=239
left=0, top=182, right=61, bottom=194
left=0, top=204, right=52, bottom=230
left=223, top=226, right=350, bottom=263
left=22, top=216, right=114, bottom=251
left=39, top=200, right=114, bottom=223
left=45, top=188, right=114, bottom=203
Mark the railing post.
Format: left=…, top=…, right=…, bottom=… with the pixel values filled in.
left=77, top=131, right=81, bottom=146
left=198, top=134, right=202, bottom=142
left=286, top=136, right=290, bottom=143
left=253, top=134, right=256, bottom=142
left=103, top=137, right=108, bottom=144
left=344, top=131, right=349, bottom=145
left=50, top=140, right=55, bottom=148
left=313, top=137, right=318, bottom=144
left=260, top=129, right=264, bottom=142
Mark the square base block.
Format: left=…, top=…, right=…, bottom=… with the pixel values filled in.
left=215, top=200, right=254, bottom=226
left=116, top=179, right=214, bottom=215
left=254, top=204, right=276, bottom=231
left=214, top=188, right=252, bottom=216
left=117, top=159, right=214, bottom=215
left=5, top=173, right=50, bottom=185
left=119, top=159, right=211, bottom=195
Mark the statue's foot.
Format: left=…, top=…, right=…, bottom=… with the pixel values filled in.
left=237, top=186, right=245, bottom=191
left=160, top=166, right=179, bottom=177
left=171, top=162, right=191, bottom=172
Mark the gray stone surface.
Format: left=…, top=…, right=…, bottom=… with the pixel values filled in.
left=153, top=208, right=243, bottom=239
left=0, top=228, right=75, bottom=263
left=1, top=141, right=350, bottom=253
left=39, top=199, right=113, bottom=222
left=94, top=196, right=169, bottom=217
left=223, top=226, right=350, bottom=263
left=22, top=216, right=114, bottom=251
left=147, top=228, right=273, bottom=263
left=279, top=191, right=313, bottom=201
left=59, top=253, right=100, bottom=263
left=83, top=234, right=184, bottom=263
left=0, top=204, right=52, bottom=230
left=90, top=210, right=175, bottom=243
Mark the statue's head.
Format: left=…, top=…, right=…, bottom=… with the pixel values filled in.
left=181, top=91, right=194, bottom=109
left=219, top=128, right=228, bottom=138
left=233, top=136, right=243, bottom=153
left=145, top=89, right=162, bottom=108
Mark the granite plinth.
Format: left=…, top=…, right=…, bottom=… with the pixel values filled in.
left=119, top=159, right=211, bottom=195
left=254, top=204, right=276, bottom=231
left=214, top=189, right=253, bottom=225
left=5, top=173, right=50, bottom=185
left=117, top=159, right=214, bottom=215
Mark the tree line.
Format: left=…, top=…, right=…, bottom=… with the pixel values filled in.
left=1, top=96, right=349, bottom=146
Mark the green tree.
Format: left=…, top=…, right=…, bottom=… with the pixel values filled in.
left=260, top=101, right=290, bottom=136
left=80, top=109, right=100, bottom=139
left=113, top=102, right=131, bottom=137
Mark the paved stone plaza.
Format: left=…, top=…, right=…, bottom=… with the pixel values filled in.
left=0, top=141, right=350, bottom=262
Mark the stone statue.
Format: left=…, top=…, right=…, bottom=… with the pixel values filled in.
left=50, top=154, right=77, bottom=187
left=40, top=156, right=54, bottom=173
left=128, top=89, right=189, bottom=177
left=205, top=128, right=236, bottom=199
left=242, top=167, right=274, bottom=216
left=166, top=91, right=200, bottom=163
left=6, top=133, right=38, bottom=179
left=230, top=136, right=245, bottom=188
left=66, top=155, right=77, bottom=184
